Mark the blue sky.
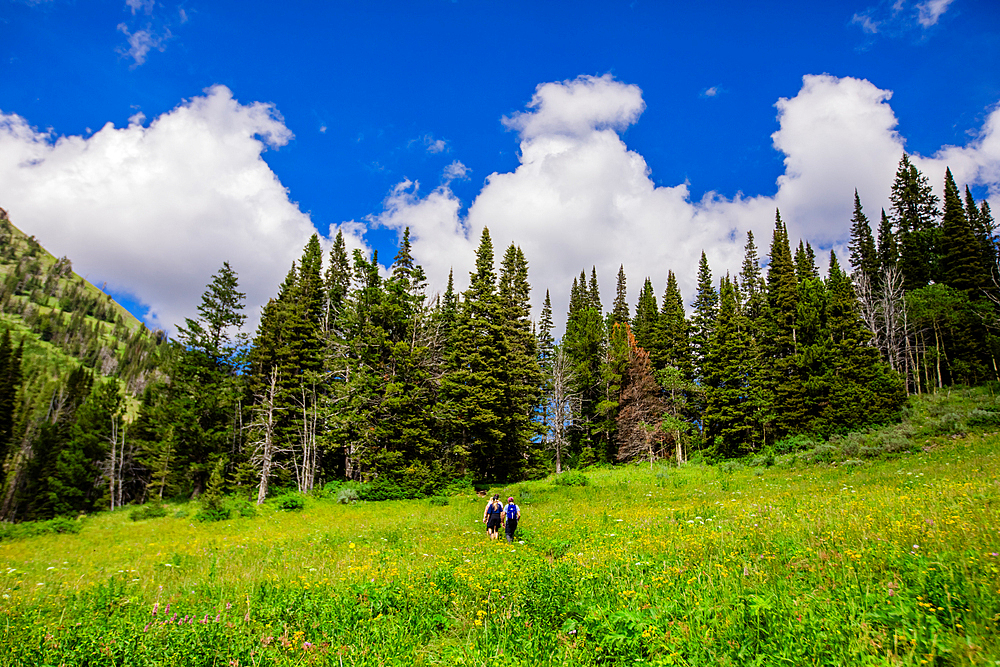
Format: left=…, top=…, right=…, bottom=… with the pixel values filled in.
left=2, top=0, right=999, bottom=333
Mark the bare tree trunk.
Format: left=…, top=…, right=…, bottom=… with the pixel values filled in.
left=256, top=367, right=279, bottom=505
left=548, top=347, right=580, bottom=474
left=109, top=415, right=117, bottom=511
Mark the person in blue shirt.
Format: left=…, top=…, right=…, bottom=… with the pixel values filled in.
left=503, top=496, right=520, bottom=543
left=482, top=494, right=503, bottom=540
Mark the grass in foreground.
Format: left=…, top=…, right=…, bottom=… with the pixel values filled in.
left=2, top=395, right=1000, bottom=665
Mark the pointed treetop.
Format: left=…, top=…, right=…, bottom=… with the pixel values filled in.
left=611, top=264, right=629, bottom=326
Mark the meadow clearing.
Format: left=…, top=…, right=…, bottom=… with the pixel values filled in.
left=1, top=391, right=999, bottom=666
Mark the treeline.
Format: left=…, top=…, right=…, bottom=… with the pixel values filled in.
left=0, top=154, right=996, bottom=521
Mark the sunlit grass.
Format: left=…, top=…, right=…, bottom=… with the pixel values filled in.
left=2, top=397, right=1000, bottom=665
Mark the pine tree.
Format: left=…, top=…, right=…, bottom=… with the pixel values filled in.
left=703, top=275, right=753, bottom=456
left=564, top=270, right=608, bottom=461
left=739, top=231, right=766, bottom=324
left=890, top=153, right=941, bottom=290
left=632, top=277, right=658, bottom=351
left=0, top=330, right=23, bottom=465
left=611, top=265, right=629, bottom=326
left=497, top=244, right=541, bottom=477
left=824, top=252, right=906, bottom=430
left=876, top=208, right=898, bottom=275
left=441, top=228, right=510, bottom=481
left=652, top=271, right=692, bottom=377
left=848, top=190, right=878, bottom=280
left=690, top=251, right=718, bottom=386
left=325, top=230, right=352, bottom=331
left=760, top=210, right=799, bottom=443
left=940, top=168, right=982, bottom=293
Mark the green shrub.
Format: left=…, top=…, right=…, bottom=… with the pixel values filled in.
left=274, top=494, right=306, bottom=511
left=173, top=509, right=188, bottom=519
left=428, top=495, right=449, bottom=506
left=553, top=470, right=589, bottom=487
left=337, top=487, right=359, bottom=504
left=230, top=498, right=257, bottom=518
left=967, top=409, right=1000, bottom=428
left=774, top=434, right=818, bottom=454
left=0, top=516, right=84, bottom=542
left=128, top=503, right=168, bottom=522
left=194, top=505, right=231, bottom=522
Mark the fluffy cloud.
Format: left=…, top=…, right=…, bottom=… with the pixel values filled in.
left=0, top=85, right=366, bottom=335
left=372, top=73, right=1000, bottom=331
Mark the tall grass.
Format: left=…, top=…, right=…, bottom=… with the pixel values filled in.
left=2, top=391, right=999, bottom=665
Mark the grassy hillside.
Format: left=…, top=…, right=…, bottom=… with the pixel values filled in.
left=0, top=389, right=998, bottom=666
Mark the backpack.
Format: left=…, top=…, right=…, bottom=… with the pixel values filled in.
left=505, top=503, right=518, bottom=521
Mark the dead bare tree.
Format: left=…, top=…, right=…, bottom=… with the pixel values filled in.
left=250, top=366, right=280, bottom=505
left=616, top=330, right=666, bottom=464
left=546, top=346, right=581, bottom=474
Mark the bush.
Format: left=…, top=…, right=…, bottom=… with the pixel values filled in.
left=337, top=487, right=359, bottom=504
left=274, top=494, right=306, bottom=511
left=230, top=498, right=257, bottom=518
left=428, top=496, right=449, bottom=506
left=0, top=516, right=83, bottom=542
left=194, top=506, right=231, bottom=523
left=553, top=470, right=589, bottom=487
left=967, top=409, right=1000, bottom=428
left=774, top=434, right=819, bottom=454
left=129, top=503, right=168, bottom=522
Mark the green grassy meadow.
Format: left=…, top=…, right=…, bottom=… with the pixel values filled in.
left=2, top=392, right=1000, bottom=666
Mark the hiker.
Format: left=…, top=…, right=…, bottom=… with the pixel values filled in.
left=482, top=493, right=503, bottom=540
left=503, top=496, right=520, bottom=543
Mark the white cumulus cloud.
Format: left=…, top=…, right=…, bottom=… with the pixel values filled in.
left=0, top=85, right=367, bottom=335
left=372, top=73, right=1000, bottom=331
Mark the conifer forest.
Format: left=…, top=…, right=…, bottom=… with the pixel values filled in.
left=0, top=154, right=997, bottom=522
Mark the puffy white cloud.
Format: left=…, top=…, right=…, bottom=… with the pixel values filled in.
left=372, top=73, right=1000, bottom=332
left=0, top=85, right=366, bottom=335
left=502, top=74, right=644, bottom=140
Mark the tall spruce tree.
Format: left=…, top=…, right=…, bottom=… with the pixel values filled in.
left=703, top=275, right=753, bottom=456
left=632, top=277, right=659, bottom=351
left=940, top=169, right=984, bottom=293
left=690, top=251, right=718, bottom=386
left=611, top=265, right=629, bottom=326
left=441, top=228, right=511, bottom=481
left=848, top=190, right=878, bottom=280
left=890, top=153, right=941, bottom=290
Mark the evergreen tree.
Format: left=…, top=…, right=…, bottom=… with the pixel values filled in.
left=940, top=168, right=982, bottom=293
left=760, top=210, right=799, bottom=443
left=876, top=208, right=898, bottom=275
left=890, top=153, right=941, bottom=290
left=324, top=230, right=352, bottom=331
left=690, top=251, right=718, bottom=386
left=632, top=277, right=658, bottom=351
left=652, top=271, right=692, bottom=377
left=824, top=252, right=906, bottom=429
left=703, top=275, right=753, bottom=456
left=0, top=330, right=23, bottom=465
left=564, top=270, right=607, bottom=460
left=497, top=244, right=541, bottom=477
left=167, top=263, right=248, bottom=497
left=441, top=228, right=511, bottom=481
left=848, top=190, right=878, bottom=280
left=739, top=231, right=766, bottom=324
left=611, top=265, right=629, bottom=326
